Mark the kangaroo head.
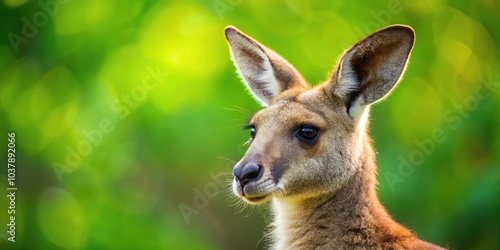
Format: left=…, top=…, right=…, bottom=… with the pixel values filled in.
left=225, top=25, right=415, bottom=204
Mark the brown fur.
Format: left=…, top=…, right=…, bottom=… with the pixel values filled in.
left=225, top=25, right=446, bottom=249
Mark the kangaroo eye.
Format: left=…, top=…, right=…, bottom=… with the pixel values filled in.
left=249, top=127, right=256, bottom=139
left=296, top=126, right=319, bottom=143
left=243, top=124, right=256, bottom=140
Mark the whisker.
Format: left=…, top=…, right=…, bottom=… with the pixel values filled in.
left=234, top=201, right=249, bottom=214
left=223, top=107, right=246, bottom=114
left=207, top=189, right=227, bottom=199
left=231, top=123, right=247, bottom=129
left=212, top=172, right=232, bottom=179
left=223, top=105, right=253, bottom=115
left=216, top=157, right=237, bottom=164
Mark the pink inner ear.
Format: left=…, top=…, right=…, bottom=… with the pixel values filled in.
left=334, top=26, right=415, bottom=106
left=226, top=26, right=309, bottom=106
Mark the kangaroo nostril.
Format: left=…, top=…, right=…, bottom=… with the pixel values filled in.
left=243, top=164, right=261, bottom=181
left=234, top=164, right=263, bottom=187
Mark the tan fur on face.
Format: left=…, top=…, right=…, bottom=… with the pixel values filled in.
left=225, top=25, right=446, bottom=249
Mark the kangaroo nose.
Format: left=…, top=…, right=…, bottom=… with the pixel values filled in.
left=233, top=163, right=263, bottom=187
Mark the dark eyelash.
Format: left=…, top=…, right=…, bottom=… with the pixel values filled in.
left=243, top=124, right=254, bottom=130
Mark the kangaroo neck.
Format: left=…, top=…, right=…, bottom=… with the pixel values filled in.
left=270, top=144, right=414, bottom=249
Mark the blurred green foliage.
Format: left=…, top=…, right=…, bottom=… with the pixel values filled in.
left=0, top=0, right=499, bottom=249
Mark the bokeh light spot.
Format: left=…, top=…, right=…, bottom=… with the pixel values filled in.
left=391, top=78, right=443, bottom=144
left=37, top=188, right=88, bottom=249
left=139, top=2, right=225, bottom=76
left=2, top=0, right=28, bottom=8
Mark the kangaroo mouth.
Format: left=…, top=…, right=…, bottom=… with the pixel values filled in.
left=233, top=179, right=274, bottom=204
left=242, top=194, right=269, bottom=204
left=240, top=188, right=271, bottom=204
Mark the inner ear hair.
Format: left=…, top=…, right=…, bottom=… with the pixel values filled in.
left=332, top=25, right=415, bottom=116
left=225, top=26, right=309, bottom=106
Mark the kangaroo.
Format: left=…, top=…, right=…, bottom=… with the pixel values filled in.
left=224, top=24, right=446, bottom=250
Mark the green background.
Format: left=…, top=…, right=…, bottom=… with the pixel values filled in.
left=0, top=0, right=499, bottom=249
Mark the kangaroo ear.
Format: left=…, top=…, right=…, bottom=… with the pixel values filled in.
left=329, top=25, right=415, bottom=119
left=224, top=26, right=308, bottom=106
